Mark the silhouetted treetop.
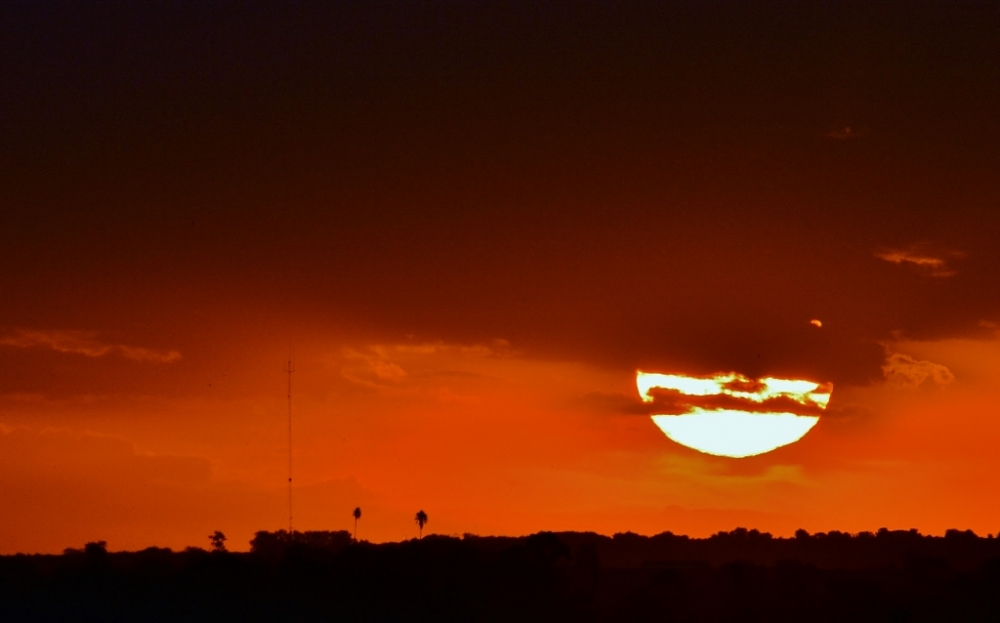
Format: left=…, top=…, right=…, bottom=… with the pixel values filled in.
left=209, top=531, right=227, bottom=553
left=249, top=530, right=353, bottom=557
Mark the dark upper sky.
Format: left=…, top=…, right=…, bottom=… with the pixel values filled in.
left=3, top=0, right=999, bottom=391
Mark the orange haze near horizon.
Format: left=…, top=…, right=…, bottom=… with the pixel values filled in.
left=3, top=330, right=1000, bottom=553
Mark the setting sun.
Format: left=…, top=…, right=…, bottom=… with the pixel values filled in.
left=636, top=371, right=832, bottom=457
left=651, top=408, right=819, bottom=458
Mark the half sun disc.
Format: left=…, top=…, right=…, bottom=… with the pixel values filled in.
left=650, top=408, right=819, bottom=458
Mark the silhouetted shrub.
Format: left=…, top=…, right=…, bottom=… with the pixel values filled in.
left=84, top=540, right=108, bottom=556
left=249, top=529, right=353, bottom=557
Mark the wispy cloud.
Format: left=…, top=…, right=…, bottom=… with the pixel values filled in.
left=337, top=340, right=513, bottom=389
left=874, top=244, right=965, bottom=277
left=0, top=329, right=181, bottom=363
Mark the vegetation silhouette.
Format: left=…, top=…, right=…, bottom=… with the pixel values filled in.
left=83, top=541, right=107, bottom=557
left=415, top=510, right=428, bottom=539
left=249, top=529, right=353, bottom=557
left=208, top=531, right=227, bottom=552
left=353, top=507, right=361, bottom=541
left=5, top=528, right=1000, bottom=622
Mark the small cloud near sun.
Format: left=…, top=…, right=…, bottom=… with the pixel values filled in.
left=882, top=351, right=955, bottom=389
left=874, top=243, right=965, bottom=277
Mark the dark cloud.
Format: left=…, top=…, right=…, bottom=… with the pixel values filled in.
left=1, top=2, right=999, bottom=391
left=574, top=391, right=653, bottom=417
left=577, top=381, right=831, bottom=419
left=641, top=389, right=829, bottom=418
left=817, top=401, right=874, bottom=422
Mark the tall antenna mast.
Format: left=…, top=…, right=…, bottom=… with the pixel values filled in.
left=286, top=354, right=294, bottom=533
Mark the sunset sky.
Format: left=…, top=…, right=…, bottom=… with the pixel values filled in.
left=3, top=2, right=1000, bottom=554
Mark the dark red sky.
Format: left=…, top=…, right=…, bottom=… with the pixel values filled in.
left=2, top=2, right=1000, bottom=552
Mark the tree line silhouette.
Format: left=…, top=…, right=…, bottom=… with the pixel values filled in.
left=5, top=527, right=1000, bottom=621
left=214, top=506, right=422, bottom=550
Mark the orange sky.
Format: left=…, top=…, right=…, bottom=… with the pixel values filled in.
left=3, top=331, right=1000, bottom=553
left=2, top=3, right=1000, bottom=553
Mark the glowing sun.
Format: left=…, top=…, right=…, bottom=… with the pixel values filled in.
left=636, top=371, right=832, bottom=458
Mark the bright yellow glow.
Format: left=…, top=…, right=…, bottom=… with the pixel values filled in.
left=810, top=319, right=822, bottom=328
left=637, top=370, right=832, bottom=457
left=651, top=409, right=819, bottom=458
left=636, top=371, right=832, bottom=408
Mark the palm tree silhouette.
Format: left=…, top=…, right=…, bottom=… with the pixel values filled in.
left=415, top=510, right=428, bottom=539
left=352, top=507, right=362, bottom=541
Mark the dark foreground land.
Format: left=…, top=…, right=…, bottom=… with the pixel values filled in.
left=4, top=528, right=1000, bottom=622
